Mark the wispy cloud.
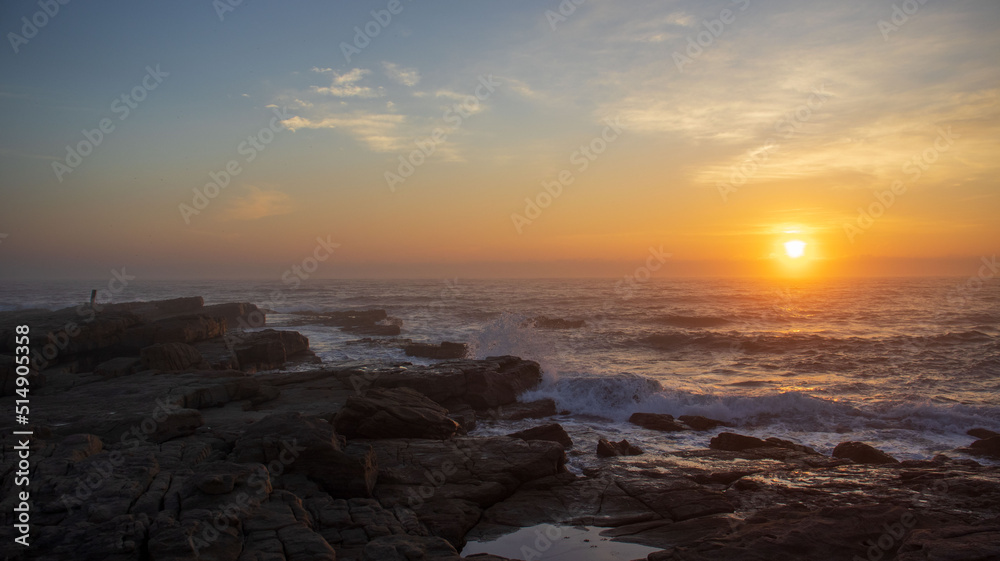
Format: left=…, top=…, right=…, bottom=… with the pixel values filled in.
left=221, top=185, right=294, bottom=221
left=282, top=111, right=408, bottom=152
left=311, top=68, right=383, bottom=98
left=382, top=62, right=420, bottom=87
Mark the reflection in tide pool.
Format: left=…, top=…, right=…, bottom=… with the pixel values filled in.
left=461, top=524, right=661, bottom=560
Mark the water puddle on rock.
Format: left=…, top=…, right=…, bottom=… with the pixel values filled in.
left=461, top=524, right=661, bottom=560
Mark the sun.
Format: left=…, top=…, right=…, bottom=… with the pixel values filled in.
left=784, top=240, right=807, bottom=259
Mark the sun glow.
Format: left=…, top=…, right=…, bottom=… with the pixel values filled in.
left=784, top=240, right=807, bottom=259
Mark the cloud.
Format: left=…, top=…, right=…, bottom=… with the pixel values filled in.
left=282, top=111, right=408, bottom=152
left=311, top=68, right=383, bottom=98
left=382, top=62, right=420, bottom=86
left=221, top=186, right=294, bottom=221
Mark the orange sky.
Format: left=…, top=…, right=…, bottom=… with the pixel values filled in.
left=1, top=2, right=998, bottom=279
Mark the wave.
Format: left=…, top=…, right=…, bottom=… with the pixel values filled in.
left=520, top=374, right=1000, bottom=437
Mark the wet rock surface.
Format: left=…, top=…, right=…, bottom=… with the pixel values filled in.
left=1, top=298, right=998, bottom=561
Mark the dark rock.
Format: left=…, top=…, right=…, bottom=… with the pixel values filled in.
left=148, top=407, right=204, bottom=442
left=597, top=438, right=644, bottom=457
left=233, top=412, right=378, bottom=498
left=230, top=328, right=312, bottom=372
left=678, top=414, right=734, bottom=431
left=508, top=423, right=573, bottom=448
left=690, top=470, right=758, bottom=485
left=150, top=296, right=205, bottom=314
left=141, top=342, right=204, bottom=371
left=491, top=398, right=557, bottom=421
left=709, top=432, right=769, bottom=451
left=333, top=387, right=460, bottom=440
left=447, top=407, right=477, bottom=435
left=197, top=302, right=264, bottom=329
left=93, top=356, right=142, bottom=378
left=765, top=436, right=819, bottom=455
left=356, top=436, right=566, bottom=548
left=968, top=428, right=1000, bottom=440
left=365, top=356, right=543, bottom=411
left=363, top=532, right=461, bottom=560
left=630, top=412, right=689, bottom=432
left=832, top=441, right=900, bottom=464
left=404, top=341, right=468, bottom=359
left=969, top=436, right=1000, bottom=456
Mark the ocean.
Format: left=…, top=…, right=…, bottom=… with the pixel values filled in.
left=3, top=277, right=998, bottom=467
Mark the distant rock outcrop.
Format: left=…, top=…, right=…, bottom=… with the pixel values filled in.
left=404, top=341, right=468, bottom=359
left=832, top=441, right=900, bottom=465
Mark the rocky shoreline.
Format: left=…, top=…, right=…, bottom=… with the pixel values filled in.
left=1, top=298, right=998, bottom=560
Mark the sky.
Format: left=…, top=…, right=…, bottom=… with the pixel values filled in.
left=1, top=0, right=998, bottom=280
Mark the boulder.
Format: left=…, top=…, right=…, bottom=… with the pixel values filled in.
left=970, top=436, right=1000, bottom=457
left=630, top=412, right=688, bottom=432
left=765, top=437, right=819, bottom=455
left=230, top=329, right=312, bottom=371
left=678, top=415, right=734, bottom=431
left=709, top=432, right=768, bottom=451
left=597, top=438, right=644, bottom=457
left=233, top=412, right=377, bottom=498
left=404, top=341, right=468, bottom=359
left=968, top=428, right=1000, bottom=440
left=140, top=342, right=203, bottom=371
left=333, top=387, right=461, bottom=440
left=832, top=441, right=900, bottom=465
left=508, top=423, right=573, bottom=448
